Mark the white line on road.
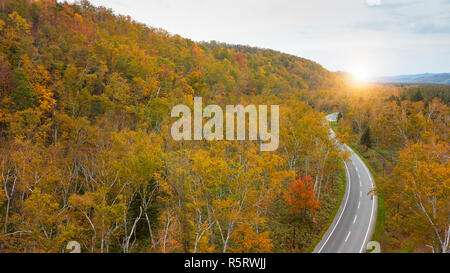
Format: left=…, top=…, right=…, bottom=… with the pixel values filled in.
left=358, top=201, right=360, bottom=208
left=317, top=161, right=351, bottom=253
left=345, top=232, right=351, bottom=242
left=352, top=151, right=377, bottom=253
left=353, top=215, right=358, bottom=224
left=360, top=191, right=362, bottom=197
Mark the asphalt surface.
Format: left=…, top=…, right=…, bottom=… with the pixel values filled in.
left=314, top=113, right=377, bottom=253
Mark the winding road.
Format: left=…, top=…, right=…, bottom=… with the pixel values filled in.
left=313, top=113, right=377, bottom=253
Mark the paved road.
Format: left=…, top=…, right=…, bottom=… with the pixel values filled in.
left=313, top=113, right=377, bottom=253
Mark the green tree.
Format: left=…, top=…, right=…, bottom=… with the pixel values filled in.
left=360, top=127, right=373, bottom=148
left=12, top=67, right=35, bottom=110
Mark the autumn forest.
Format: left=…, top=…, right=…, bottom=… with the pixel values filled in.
left=0, top=0, right=448, bottom=253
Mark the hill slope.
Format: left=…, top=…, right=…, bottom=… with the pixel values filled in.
left=0, top=0, right=342, bottom=118
left=0, top=0, right=346, bottom=253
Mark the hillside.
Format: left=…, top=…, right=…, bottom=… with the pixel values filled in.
left=0, top=0, right=346, bottom=253
left=0, top=0, right=342, bottom=119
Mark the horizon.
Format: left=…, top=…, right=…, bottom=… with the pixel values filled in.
left=63, top=0, right=450, bottom=79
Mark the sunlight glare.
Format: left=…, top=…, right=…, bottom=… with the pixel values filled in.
left=349, top=63, right=372, bottom=83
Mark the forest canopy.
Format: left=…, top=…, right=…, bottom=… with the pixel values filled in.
left=0, top=0, right=448, bottom=253
left=0, top=0, right=346, bottom=253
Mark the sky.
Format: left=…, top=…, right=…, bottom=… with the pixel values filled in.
left=70, top=0, right=450, bottom=78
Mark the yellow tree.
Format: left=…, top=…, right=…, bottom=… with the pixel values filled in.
left=387, top=140, right=449, bottom=252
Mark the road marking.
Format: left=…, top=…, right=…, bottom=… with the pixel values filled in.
left=345, top=231, right=351, bottom=242
left=340, top=144, right=377, bottom=253
left=354, top=149, right=373, bottom=183
left=360, top=193, right=376, bottom=253
left=352, top=151, right=377, bottom=253
left=358, top=173, right=361, bottom=179
left=353, top=215, right=358, bottom=224
left=360, top=191, right=362, bottom=197
left=317, top=161, right=351, bottom=253
left=360, top=181, right=362, bottom=187
left=358, top=201, right=360, bottom=208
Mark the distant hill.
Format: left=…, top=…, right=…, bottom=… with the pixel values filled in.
left=375, top=73, right=450, bottom=85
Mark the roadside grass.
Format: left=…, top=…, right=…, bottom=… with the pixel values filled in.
left=347, top=142, right=391, bottom=252
left=306, top=165, right=346, bottom=253
left=330, top=121, right=338, bottom=131
left=362, top=149, right=416, bottom=252
left=372, top=191, right=385, bottom=243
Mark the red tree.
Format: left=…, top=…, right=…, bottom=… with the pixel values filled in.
left=284, top=175, right=319, bottom=216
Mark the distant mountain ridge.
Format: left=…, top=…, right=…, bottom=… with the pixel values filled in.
left=375, top=73, right=450, bottom=85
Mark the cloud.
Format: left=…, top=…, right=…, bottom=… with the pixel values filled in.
left=366, top=0, right=382, bottom=6
left=346, top=20, right=390, bottom=31
left=412, top=19, right=450, bottom=34
left=377, top=0, right=421, bottom=9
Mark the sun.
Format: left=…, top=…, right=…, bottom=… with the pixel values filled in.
left=348, top=63, right=373, bottom=83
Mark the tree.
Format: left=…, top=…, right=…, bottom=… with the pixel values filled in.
left=284, top=175, right=319, bottom=218
left=228, top=222, right=272, bottom=253
left=0, top=0, right=367, bottom=253
left=411, top=90, right=424, bottom=102
left=360, top=127, right=373, bottom=149
left=386, top=140, right=449, bottom=253
left=12, top=67, right=35, bottom=110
